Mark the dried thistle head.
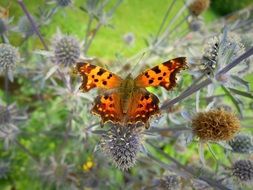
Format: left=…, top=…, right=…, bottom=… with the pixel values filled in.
left=232, top=160, right=253, bottom=182
left=100, top=124, right=143, bottom=170
left=192, top=109, right=240, bottom=141
left=228, top=134, right=253, bottom=154
left=188, top=0, right=210, bottom=16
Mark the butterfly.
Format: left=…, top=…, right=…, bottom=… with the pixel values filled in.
left=76, top=57, right=187, bottom=128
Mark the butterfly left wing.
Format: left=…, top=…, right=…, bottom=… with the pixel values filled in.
left=126, top=90, right=160, bottom=128
left=91, top=92, right=123, bottom=124
left=76, top=62, right=123, bottom=92
left=134, top=57, right=187, bottom=90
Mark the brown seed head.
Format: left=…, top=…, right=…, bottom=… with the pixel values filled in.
left=188, top=0, right=210, bottom=16
left=192, top=109, right=240, bottom=141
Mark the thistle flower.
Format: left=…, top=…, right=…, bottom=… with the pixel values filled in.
left=192, top=108, right=240, bottom=141
left=188, top=0, right=210, bottom=16
left=100, top=124, right=142, bottom=170
left=52, top=35, right=81, bottom=67
left=228, top=134, right=253, bottom=154
left=232, top=160, right=253, bottom=182
left=0, top=43, right=20, bottom=70
left=158, top=174, right=182, bottom=190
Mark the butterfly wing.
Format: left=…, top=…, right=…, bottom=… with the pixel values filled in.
left=76, top=62, right=123, bottom=92
left=91, top=92, right=123, bottom=124
left=126, top=90, right=160, bottom=128
left=134, top=57, right=187, bottom=90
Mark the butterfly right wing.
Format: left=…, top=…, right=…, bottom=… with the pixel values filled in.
left=76, top=62, right=123, bottom=92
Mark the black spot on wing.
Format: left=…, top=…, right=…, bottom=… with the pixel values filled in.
left=107, top=74, right=113, bottom=79
left=97, top=68, right=106, bottom=76
left=102, top=81, right=107, bottom=85
left=152, top=66, right=161, bottom=74
left=148, top=79, right=154, bottom=84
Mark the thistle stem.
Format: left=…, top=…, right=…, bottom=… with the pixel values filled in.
left=15, top=140, right=40, bottom=163
left=17, top=0, right=49, bottom=50
left=4, top=68, right=9, bottom=105
left=153, top=0, right=177, bottom=43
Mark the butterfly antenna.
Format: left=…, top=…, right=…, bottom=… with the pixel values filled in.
left=131, top=52, right=146, bottom=72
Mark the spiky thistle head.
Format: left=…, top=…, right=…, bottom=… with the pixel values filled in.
left=192, top=108, right=240, bottom=141
left=228, top=134, right=253, bottom=154
left=52, top=35, right=81, bottom=67
left=232, top=160, right=253, bottom=182
left=100, top=124, right=142, bottom=170
left=0, top=43, right=20, bottom=70
left=188, top=0, right=210, bottom=16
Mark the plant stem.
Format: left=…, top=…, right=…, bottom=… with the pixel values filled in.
left=4, top=68, right=9, bottom=105
left=17, top=0, right=49, bottom=50
left=153, top=0, right=177, bottom=43
left=15, top=140, right=40, bottom=163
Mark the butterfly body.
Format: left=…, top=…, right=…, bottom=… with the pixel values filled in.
left=76, top=57, right=187, bottom=128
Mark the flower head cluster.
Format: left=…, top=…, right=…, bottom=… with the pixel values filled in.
left=228, top=134, right=253, bottom=154
left=232, top=160, right=253, bottom=182
left=0, top=43, right=20, bottom=70
left=100, top=124, right=142, bottom=170
left=52, top=35, right=81, bottom=67
left=192, top=108, right=240, bottom=141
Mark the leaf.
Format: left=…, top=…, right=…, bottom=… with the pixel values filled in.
left=221, top=85, right=243, bottom=117
left=45, top=65, right=58, bottom=80
left=228, top=87, right=253, bottom=99
left=230, top=74, right=250, bottom=91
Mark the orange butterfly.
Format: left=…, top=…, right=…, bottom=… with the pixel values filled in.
left=76, top=57, right=187, bottom=128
